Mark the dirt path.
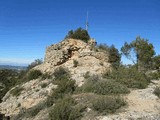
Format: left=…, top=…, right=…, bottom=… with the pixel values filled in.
left=127, top=80, right=160, bottom=113
left=98, top=80, right=160, bottom=120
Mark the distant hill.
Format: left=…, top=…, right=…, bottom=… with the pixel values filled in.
left=0, top=65, right=27, bottom=70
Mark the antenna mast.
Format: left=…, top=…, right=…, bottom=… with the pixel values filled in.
left=86, top=11, right=89, bottom=31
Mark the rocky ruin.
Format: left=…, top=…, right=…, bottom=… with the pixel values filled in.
left=36, top=38, right=111, bottom=86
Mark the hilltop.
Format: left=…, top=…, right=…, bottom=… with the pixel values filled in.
left=0, top=38, right=160, bottom=120
left=35, top=38, right=111, bottom=86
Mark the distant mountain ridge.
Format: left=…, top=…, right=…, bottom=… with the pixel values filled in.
left=0, top=65, right=27, bottom=70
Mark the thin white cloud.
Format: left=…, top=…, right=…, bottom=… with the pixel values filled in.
left=0, top=58, right=35, bottom=66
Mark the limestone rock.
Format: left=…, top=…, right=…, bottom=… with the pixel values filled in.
left=35, top=38, right=111, bottom=86
left=0, top=79, right=56, bottom=117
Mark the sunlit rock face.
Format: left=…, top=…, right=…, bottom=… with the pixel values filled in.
left=36, top=38, right=111, bottom=86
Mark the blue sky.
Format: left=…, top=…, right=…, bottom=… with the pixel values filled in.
left=0, top=0, right=160, bottom=66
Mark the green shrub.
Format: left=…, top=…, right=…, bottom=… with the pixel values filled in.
left=92, top=96, right=126, bottom=114
left=104, top=66, right=149, bottom=89
left=76, top=75, right=98, bottom=93
left=49, top=96, right=83, bottom=120
left=93, top=80, right=129, bottom=95
left=154, top=87, right=160, bottom=98
left=83, top=71, right=90, bottom=79
left=76, top=76, right=129, bottom=95
left=10, top=86, right=24, bottom=96
left=42, top=73, right=52, bottom=79
left=41, top=83, right=48, bottom=88
left=0, top=85, right=4, bottom=91
left=14, top=101, right=47, bottom=119
left=73, top=60, right=79, bottom=67
left=97, top=44, right=121, bottom=69
left=151, top=55, right=160, bottom=70
left=0, top=69, right=19, bottom=101
left=26, top=102, right=46, bottom=117
left=47, top=67, right=77, bottom=108
left=0, top=88, right=9, bottom=102
left=148, top=72, right=160, bottom=80
left=28, top=70, right=42, bottom=80
left=27, top=59, right=43, bottom=70
left=65, top=27, right=90, bottom=43
left=46, top=76, right=76, bottom=107
left=17, top=103, right=21, bottom=107
left=97, top=44, right=109, bottom=52
left=17, top=70, right=28, bottom=83
left=108, top=45, right=121, bottom=69
left=53, top=67, right=70, bottom=81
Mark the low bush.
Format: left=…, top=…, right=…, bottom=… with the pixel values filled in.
left=17, top=70, right=28, bottom=83
left=154, top=87, right=160, bottom=98
left=92, top=96, right=126, bottom=114
left=26, top=102, right=46, bottom=117
left=0, top=88, right=8, bottom=102
left=97, top=44, right=121, bottom=69
left=83, top=71, right=90, bottom=79
left=49, top=96, right=84, bottom=120
left=14, top=102, right=47, bottom=119
left=27, top=59, right=43, bottom=70
left=46, top=80, right=75, bottom=107
left=65, top=27, right=90, bottom=43
left=0, top=85, right=4, bottom=90
left=148, top=72, right=160, bottom=80
left=97, top=44, right=109, bottom=52
left=41, top=83, right=48, bottom=88
left=10, top=86, right=24, bottom=96
left=46, top=76, right=76, bottom=107
left=93, top=80, right=129, bottom=95
left=73, top=60, right=79, bottom=67
left=76, top=75, right=99, bottom=93
left=41, top=73, right=52, bottom=79
left=53, top=67, right=70, bottom=81
left=104, top=66, right=149, bottom=89
left=76, top=75, right=129, bottom=95
left=28, top=70, right=42, bottom=80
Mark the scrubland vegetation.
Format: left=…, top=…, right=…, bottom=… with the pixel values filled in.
left=0, top=28, right=160, bottom=119
left=154, top=87, right=160, bottom=98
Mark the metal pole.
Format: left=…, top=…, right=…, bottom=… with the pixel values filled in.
left=86, top=11, right=89, bottom=31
